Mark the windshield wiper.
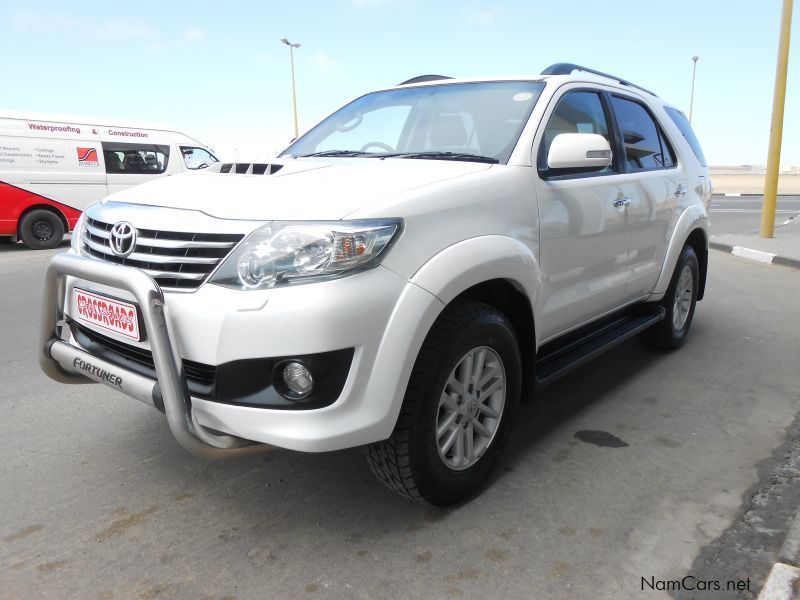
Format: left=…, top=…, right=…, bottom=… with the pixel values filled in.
left=296, top=150, right=372, bottom=158
left=378, top=151, right=499, bottom=164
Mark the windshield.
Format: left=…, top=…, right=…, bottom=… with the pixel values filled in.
left=181, top=146, right=219, bottom=170
left=281, top=81, right=545, bottom=164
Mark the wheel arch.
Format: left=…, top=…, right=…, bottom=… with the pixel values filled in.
left=17, top=203, right=70, bottom=237
left=652, top=205, right=709, bottom=299
left=450, top=279, right=537, bottom=402
left=409, top=235, right=540, bottom=401
left=684, top=227, right=708, bottom=300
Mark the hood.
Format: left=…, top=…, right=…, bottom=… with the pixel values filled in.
left=103, top=158, right=492, bottom=221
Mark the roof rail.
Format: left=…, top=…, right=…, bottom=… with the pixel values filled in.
left=540, top=63, right=658, bottom=97
left=398, top=74, right=453, bottom=85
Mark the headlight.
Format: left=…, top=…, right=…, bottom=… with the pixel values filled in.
left=209, top=219, right=402, bottom=290
left=71, top=213, right=87, bottom=254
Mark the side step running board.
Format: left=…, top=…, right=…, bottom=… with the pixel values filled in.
left=535, top=306, right=666, bottom=388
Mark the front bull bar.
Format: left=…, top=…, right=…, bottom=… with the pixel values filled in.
left=39, top=252, right=272, bottom=459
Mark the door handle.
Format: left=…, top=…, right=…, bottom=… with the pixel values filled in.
left=674, top=184, right=687, bottom=198
left=613, top=196, right=631, bottom=207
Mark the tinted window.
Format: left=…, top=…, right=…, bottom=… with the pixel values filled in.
left=665, top=107, right=707, bottom=166
left=659, top=129, right=676, bottom=168
left=611, top=96, right=676, bottom=171
left=539, top=91, right=613, bottom=173
left=102, top=142, right=169, bottom=174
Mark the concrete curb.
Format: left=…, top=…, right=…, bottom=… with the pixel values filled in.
left=756, top=508, right=800, bottom=599
left=758, top=563, right=800, bottom=599
left=778, top=510, right=800, bottom=566
left=710, top=242, right=800, bottom=271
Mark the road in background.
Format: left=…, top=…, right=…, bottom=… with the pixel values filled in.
left=709, top=194, right=800, bottom=236
left=1, top=245, right=799, bottom=599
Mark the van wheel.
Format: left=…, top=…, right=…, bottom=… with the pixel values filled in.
left=641, top=245, right=699, bottom=350
left=19, top=210, right=65, bottom=250
left=366, top=299, right=521, bottom=505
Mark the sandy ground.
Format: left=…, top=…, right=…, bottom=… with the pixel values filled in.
left=710, top=174, right=800, bottom=195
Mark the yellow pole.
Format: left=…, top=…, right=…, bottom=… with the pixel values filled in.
left=761, top=0, right=793, bottom=238
left=290, top=45, right=299, bottom=139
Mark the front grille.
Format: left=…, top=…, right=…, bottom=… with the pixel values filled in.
left=81, top=217, right=244, bottom=291
left=71, top=322, right=216, bottom=394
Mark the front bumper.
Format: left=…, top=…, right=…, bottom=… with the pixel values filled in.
left=40, top=252, right=445, bottom=454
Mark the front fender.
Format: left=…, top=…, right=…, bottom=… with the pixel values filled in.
left=409, top=235, right=540, bottom=341
left=652, top=205, right=709, bottom=297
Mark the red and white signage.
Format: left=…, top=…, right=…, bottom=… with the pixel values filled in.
left=73, top=288, right=140, bottom=341
left=76, top=146, right=99, bottom=167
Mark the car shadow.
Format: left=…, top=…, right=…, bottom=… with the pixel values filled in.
left=128, top=334, right=668, bottom=531
left=0, top=238, right=71, bottom=254
left=504, top=338, right=664, bottom=468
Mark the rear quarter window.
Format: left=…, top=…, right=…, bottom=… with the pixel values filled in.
left=664, top=107, right=707, bottom=166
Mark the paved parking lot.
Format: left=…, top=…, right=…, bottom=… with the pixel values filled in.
left=2, top=244, right=799, bottom=599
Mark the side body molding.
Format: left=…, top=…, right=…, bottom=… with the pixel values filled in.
left=651, top=204, right=709, bottom=299
left=409, top=235, right=541, bottom=348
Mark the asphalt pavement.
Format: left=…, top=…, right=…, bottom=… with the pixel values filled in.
left=709, top=194, right=800, bottom=236
left=2, top=244, right=800, bottom=599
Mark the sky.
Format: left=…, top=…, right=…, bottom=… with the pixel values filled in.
left=1, top=0, right=797, bottom=166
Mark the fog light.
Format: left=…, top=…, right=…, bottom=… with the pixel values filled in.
left=282, top=362, right=313, bottom=397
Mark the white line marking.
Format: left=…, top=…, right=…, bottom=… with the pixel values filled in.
left=732, top=246, right=776, bottom=264
left=710, top=209, right=798, bottom=213
left=724, top=193, right=742, bottom=197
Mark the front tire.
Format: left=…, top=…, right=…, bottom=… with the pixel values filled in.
left=366, top=299, right=521, bottom=505
left=641, top=245, right=700, bottom=350
left=19, top=209, right=65, bottom=250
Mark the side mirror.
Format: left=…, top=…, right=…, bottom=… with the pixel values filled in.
left=547, top=133, right=612, bottom=170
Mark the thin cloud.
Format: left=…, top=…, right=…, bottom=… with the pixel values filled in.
left=350, top=0, right=417, bottom=8
left=7, top=12, right=79, bottom=33
left=460, top=5, right=503, bottom=25
left=4, top=10, right=180, bottom=43
left=311, top=52, right=342, bottom=74
left=350, top=0, right=398, bottom=6
left=96, top=19, right=156, bottom=40
left=182, top=28, right=206, bottom=42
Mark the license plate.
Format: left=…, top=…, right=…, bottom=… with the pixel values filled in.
left=72, top=288, right=141, bottom=341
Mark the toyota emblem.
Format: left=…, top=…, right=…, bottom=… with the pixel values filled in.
left=110, top=222, right=137, bottom=258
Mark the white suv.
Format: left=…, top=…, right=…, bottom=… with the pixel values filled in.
left=40, top=64, right=711, bottom=505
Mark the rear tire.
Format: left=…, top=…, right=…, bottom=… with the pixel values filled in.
left=366, top=299, right=521, bottom=505
left=641, top=245, right=699, bottom=350
left=19, top=209, right=65, bottom=250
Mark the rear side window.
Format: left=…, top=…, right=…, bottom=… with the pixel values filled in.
left=610, top=96, right=675, bottom=172
left=101, top=142, right=169, bottom=174
left=665, top=107, right=707, bottom=166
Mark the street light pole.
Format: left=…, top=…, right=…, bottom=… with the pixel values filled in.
left=280, top=38, right=301, bottom=139
left=689, top=56, right=699, bottom=123
left=761, top=0, right=793, bottom=238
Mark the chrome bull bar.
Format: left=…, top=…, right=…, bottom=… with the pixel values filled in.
left=39, top=252, right=271, bottom=459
